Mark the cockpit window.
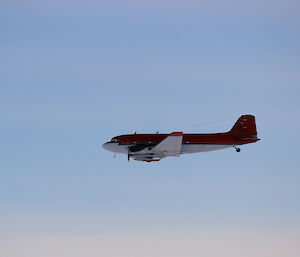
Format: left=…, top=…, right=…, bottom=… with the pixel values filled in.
left=111, top=138, right=119, bottom=143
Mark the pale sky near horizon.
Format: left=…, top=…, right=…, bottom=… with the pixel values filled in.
left=1, top=1, right=300, bottom=256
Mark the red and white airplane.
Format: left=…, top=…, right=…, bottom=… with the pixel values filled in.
left=103, top=115, right=260, bottom=162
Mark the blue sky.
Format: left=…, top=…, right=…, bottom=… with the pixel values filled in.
left=1, top=1, right=300, bottom=256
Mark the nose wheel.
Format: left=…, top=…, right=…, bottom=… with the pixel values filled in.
left=233, top=146, right=241, bottom=152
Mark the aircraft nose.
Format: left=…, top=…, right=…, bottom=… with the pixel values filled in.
left=102, top=142, right=110, bottom=151
left=102, top=142, right=116, bottom=152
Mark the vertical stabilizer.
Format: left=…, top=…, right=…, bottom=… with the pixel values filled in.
left=229, top=115, right=258, bottom=139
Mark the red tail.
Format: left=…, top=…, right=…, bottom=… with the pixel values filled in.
left=229, top=115, right=258, bottom=139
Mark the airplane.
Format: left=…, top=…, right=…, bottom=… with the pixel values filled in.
left=102, top=115, right=260, bottom=162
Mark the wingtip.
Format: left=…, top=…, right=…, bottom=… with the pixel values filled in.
left=170, top=132, right=183, bottom=136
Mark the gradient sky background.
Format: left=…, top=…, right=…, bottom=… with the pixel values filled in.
left=1, top=1, right=300, bottom=256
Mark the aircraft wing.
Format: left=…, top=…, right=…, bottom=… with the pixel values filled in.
left=151, top=132, right=183, bottom=155
left=130, top=132, right=183, bottom=161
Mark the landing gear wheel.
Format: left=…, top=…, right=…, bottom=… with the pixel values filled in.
left=233, top=146, right=241, bottom=152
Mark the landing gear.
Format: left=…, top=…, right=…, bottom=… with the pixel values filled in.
left=233, top=146, right=241, bottom=152
left=127, top=149, right=132, bottom=162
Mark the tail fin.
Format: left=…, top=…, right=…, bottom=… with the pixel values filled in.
left=229, top=115, right=258, bottom=139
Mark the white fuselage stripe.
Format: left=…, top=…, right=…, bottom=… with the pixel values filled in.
left=103, top=142, right=233, bottom=154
